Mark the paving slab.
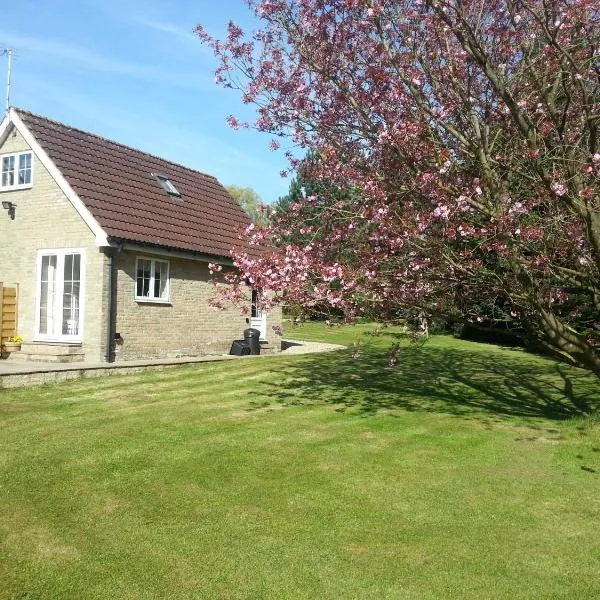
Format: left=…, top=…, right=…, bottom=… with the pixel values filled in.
left=280, top=339, right=346, bottom=354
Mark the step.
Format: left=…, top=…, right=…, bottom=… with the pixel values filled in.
left=9, top=342, right=85, bottom=363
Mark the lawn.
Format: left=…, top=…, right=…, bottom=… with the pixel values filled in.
left=1, top=324, right=600, bottom=599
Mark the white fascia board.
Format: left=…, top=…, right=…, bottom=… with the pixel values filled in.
left=0, top=112, right=12, bottom=144
left=9, top=108, right=110, bottom=247
left=119, top=242, right=234, bottom=266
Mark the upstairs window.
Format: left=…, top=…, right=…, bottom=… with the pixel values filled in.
left=153, top=173, right=180, bottom=197
left=135, top=257, right=170, bottom=302
left=1, top=151, right=33, bottom=190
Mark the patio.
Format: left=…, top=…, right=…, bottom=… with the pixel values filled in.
left=0, top=339, right=345, bottom=388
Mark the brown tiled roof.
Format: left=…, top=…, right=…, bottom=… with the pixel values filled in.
left=17, top=109, right=252, bottom=259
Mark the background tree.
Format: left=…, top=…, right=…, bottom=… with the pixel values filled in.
left=198, top=0, right=600, bottom=376
left=272, top=150, right=358, bottom=244
left=225, top=185, right=267, bottom=225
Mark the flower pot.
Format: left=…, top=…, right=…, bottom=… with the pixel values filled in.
left=3, top=342, right=21, bottom=352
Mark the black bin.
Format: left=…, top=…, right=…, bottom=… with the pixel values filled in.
left=230, top=339, right=250, bottom=356
left=244, top=327, right=261, bottom=355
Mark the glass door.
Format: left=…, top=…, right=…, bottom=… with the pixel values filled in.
left=250, top=289, right=267, bottom=340
left=36, top=250, right=84, bottom=341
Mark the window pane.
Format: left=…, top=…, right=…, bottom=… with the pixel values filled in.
left=154, top=265, right=161, bottom=298
left=2, top=155, right=15, bottom=187
left=64, top=254, right=73, bottom=279
left=62, top=286, right=80, bottom=335
left=153, top=261, right=168, bottom=299
left=63, top=253, right=81, bottom=284
left=251, top=289, right=261, bottom=318
left=158, top=270, right=168, bottom=299
left=62, top=254, right=81, bottom=336
left=137, top=259, right=151, bottom=297
left=39, top=255, right=57, bottom=335
left=18, top=153, right=32, bottom=185
left=39, top=282, right=49, bottom=335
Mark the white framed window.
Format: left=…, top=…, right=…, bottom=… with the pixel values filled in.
left=1, top=151, right=33, bottom=190
left=34, top=248, right=85, bottom=342
left=135, top=257, right=170, bottom=302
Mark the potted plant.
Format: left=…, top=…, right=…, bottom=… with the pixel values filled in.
left=3, top=335, right=23, bottom=352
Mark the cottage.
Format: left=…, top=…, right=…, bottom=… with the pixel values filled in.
left=0, top=108, right=281, bottom=362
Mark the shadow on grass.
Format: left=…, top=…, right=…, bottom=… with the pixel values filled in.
left=263, top=344, right=600, bottom=421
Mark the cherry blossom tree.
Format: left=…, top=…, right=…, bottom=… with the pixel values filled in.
left=198, top=0, right=600, bottom=376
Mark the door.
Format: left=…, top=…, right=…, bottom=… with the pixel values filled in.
left=35, top=249, right=84, bottom=341
left=250, top=289, right=267, bottom=340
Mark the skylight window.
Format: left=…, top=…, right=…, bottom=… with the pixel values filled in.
left=153, top=173, right=181, bottom=197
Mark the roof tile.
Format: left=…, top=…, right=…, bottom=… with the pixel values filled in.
left=16, top=109, right=252, bottom=258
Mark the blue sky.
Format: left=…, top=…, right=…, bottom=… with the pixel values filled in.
left=0, top=0, right=291, bottom=203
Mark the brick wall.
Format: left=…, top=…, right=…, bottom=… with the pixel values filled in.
left=0, top=125, right=109, bottom=362
left=113, top=251, right=282, bottom=360
left=263, top=294, right=284, bottom=351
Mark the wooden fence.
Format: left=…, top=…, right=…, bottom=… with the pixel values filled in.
left=0, top=283, right=18, bottom=346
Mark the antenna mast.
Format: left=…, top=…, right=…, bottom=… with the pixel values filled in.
left=3, top=48, right=13, bottom=114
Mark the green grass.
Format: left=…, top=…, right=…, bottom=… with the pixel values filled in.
left=1, top=324, right=600, bottom=599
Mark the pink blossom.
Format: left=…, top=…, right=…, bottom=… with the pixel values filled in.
left=226, top=115, right=240, bottom=130
left=551, top=182, right=567, bottom=196
left=198, top=0, right=600, bottom=375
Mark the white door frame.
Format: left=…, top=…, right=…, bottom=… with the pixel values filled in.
left=34, top=248, right=85, bottom=343
left=250, top=289, right=267, bottom=340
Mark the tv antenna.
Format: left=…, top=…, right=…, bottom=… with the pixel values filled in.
left=2, top=48, right=13, bottom=115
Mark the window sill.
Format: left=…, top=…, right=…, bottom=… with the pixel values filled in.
left=0, top=184, right=33, bottom=192
left=135, top=298, right=172, bottom=305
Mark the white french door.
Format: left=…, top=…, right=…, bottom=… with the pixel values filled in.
left=35, top=249, right=85, bottom=341
left=250, top=289, right=267, bottom=340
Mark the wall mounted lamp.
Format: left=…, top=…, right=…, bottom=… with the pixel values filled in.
left=2, top=201, right=16, bottom=220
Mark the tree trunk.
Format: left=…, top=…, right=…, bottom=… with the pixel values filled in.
left=535, top=305, right=600, bottom=378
